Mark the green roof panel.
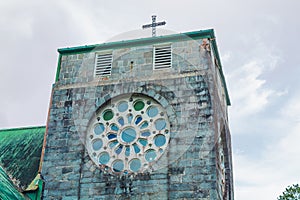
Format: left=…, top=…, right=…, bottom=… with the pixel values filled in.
left=0, top=165, right=26, bottom=200
left=0, top=126, right=45, bottom=190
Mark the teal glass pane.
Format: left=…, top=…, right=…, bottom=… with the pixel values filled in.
left=99, top=152, right=110, bottom=164
left=109, top=140, right=118, bottom=148
left=111, top=124, right=119, bottom=131
left=145, top=149, right=157, bottom=162
left=141, top=131, right=151, bottom=137
left=125, top=146, right=130, bottom=157
left=140, top=121, right=148, bottom=129
left=121, top=128, right=136, bottom=143
left=118, top=117, right=124, bottom=126
left=118, top=101, right=128, bottom=112
left=133, top=143, right=140, bottom=153
left=115, top=145, right=123, bottom=154
left=113, top=160, right=124, bottom=172
left=94, top=123, right=105, bottom=135
left=138, top=138, right=147, bottom=146
left=127, top=114, right=133, bottom=123
left=92, top=139, right=103, bottom=151
left=129, top=159, right=141, bottom=172
left=154, top=134, right=166, bottom=147
left=155, top=119, right=166, bottom=130
left=147, top=106, right=159, bottom=117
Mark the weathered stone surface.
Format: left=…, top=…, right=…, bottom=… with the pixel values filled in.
left=41, top=34, right=233, bottom=200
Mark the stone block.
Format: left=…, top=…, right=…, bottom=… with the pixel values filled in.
left=43, top=34, right=233, bottom=200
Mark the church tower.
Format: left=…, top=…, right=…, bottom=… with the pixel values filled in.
left=41, top=29, right=234, bottom=199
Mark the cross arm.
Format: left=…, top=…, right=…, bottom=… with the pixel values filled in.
left=142, top=21, right=166, bottom=29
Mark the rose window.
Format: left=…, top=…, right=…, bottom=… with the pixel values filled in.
left=86, top=94, right=170, bottom=174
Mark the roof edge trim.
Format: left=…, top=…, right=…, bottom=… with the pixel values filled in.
left=209, top=32, right=231, bottom=105
left=57, top=29, right=215, bottom=54
left=0, top=126, right=46, bottom=132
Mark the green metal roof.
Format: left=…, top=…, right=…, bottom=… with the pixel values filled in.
left=0, top=165, right=26, bottom=200
left=58, top=29, right=215, bottom=54
left=0, top=126, right=45, bottom=190
left=56, top=29, right=231, bottom=105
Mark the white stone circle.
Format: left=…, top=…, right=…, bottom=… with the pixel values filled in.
left=86, top=94, right=170, bottom=174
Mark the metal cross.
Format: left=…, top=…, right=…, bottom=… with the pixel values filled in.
left=142, top=15, right=166, bottom=37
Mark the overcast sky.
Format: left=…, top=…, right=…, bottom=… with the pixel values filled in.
left=1, top=0, right=300, bottom=199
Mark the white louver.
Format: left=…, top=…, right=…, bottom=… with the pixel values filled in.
left=154, top=45, right=172, bottom=70
left=94, top=53, right=113, bottom=76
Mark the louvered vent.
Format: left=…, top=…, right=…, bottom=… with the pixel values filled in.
left=94, top=53, right=113, bottom=76
left=154, top=45, right=172, bottom=70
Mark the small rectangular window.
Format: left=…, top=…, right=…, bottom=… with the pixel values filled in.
left=154, top=45, right=172, bottom=70
left=94, top=52, right=113, bottom=77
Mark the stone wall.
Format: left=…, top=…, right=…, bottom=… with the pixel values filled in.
left=41, top=37, right=233, bottom=199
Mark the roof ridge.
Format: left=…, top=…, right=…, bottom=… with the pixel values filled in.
left=57, top=29, right=215, bottom=54
left=0, top=125, right=46, bottom=132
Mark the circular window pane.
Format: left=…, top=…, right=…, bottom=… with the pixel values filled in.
left=129, top=159, right=141, bottom=172
left=110, top=124, right=119, bottom=131
left=154, top=134, right=166, bottom=147
left=107, top=133, right=117, bottom=140
left=147, top=106, right=159, bottom=117
left=133, top=100, right=145, bottom=111
left=145, top=149, right=157, bottom=162
left=141, top=131, right=151, bottom=137
left=103, top=109, right=114, bottom=121
left=118, top=117, right=124, bottom=126
left=121, top=128, right=137, bottom=143
left=133, top=143, right=140, bottom=153
left=140, top=121, right=148, bottom=129
left=115, top=145, right=123, bottom=155
left=94, top=123, right=105, bottom=135
left=109, top=140, right=118, bottom=148
left=112, top=160, right=124, bottom=172
left=92, top=139, right=103, bottom=151
left=155, top=119, right=167, bottom=130
left=87, top=94, right=170, bottom=174
left=99, top=152, right=110, bottom=165
left=118, top=101, right=128, bottom=112
left=127, top=114, right=133, bottom=123
left=135, top=116, right=142, bottom=125
left=138, top=138, right=148, bottom=146
left=125, top=146, right=130, bottom=157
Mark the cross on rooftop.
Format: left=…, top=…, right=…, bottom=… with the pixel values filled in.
left=142, top=15, right=166, bottom=37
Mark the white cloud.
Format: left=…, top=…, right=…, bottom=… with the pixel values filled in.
left=227, top=37, right=299, bottom=197
left=0, top=2, right=35, bottom=39
left=234, top=128, right=300, bottom=199
left=280, top=94, right=300, bottom=123
left=233, top=94, right=300, bottom=199
left=228, top=61, right=275, bottom=118
left=234, top=154, right=287, bottom=200
left=55, top=1, right=102, bottom=41
left=277, top=95, right=300, bottom=156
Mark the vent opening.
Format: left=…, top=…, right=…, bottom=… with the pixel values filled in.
left=95, top=53, right=113, bottom=76
left=154, top=45, right=172, bottom=70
